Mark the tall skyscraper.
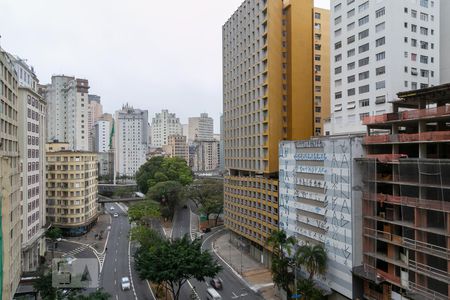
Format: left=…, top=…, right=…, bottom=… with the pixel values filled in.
left=188, top=113, right=214, bottom=144
left=223, top=0, right=321, bottom=264
left=45, top=75, right=90, bottom=150
left=329, top=0, right=441, bottom=134
left=10, top=55, right=47, bottom=273
left=88, top=94, right=103, bottom=151
left=115, top=104, right=148, bottom=177
left=192, top=140, right=220, bottom=173
left=0, top=48, right=22, bottom=299
left=46, top=142, right=98, bottom=235
left=150, top=110, right=182, bottom=147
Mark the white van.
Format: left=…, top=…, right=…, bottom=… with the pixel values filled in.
left=206, top=288, right=222, bottom=300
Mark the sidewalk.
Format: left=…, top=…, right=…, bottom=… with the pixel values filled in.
left=65, top=213, right=111, bottom=253
left=212, top=232, right=280, bottom=300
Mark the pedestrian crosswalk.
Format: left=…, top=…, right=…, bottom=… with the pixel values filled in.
left=61, top=244, right=90, bottom=257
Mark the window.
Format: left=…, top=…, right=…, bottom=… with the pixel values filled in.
left=411, top=53, right=417, bottom=61
left=412, top=82, right=418, bottom=90
left=335, top=29, right=342, bottom=37
left=420, top=55, right=428, bottom=64
left=359, top=85, right=370, bottom=94
left=314, top=12, right=321, bottom=19
left=359, top=71, right=370, bottom=80
left=348, top=48, right=356, bottom=57
left=358, top=57, right=369, bottom=67
left=360, top=112, right=370, bottom=121
left=411, top=39, right=417, bottom=47
left=334, top=3, right=342, bottom=12
left=411, top=24, right=417, bottom=32
left=376, top=37, right=385, bottom=47
left=315, top=55, right=321, bottom=61
left=404, top=22, right=408, bottom=28
left=335, top=92, right=342, bottom=99
left=315, top=33, right=321, bottom=40
left=404, top=66, right=408, bottom=73
left=335, top=79, right=342, bottom=87
left=376, top=52, right=386, bottom=61
left=420, top=27, right=428, bottom=35
left=420, top=13, right=429, bottom=21
left=420, top=69, right=429, bottom=77
left=404, top=7, right=408, bottom=13
left=359, top=43, right=369, bottom=53
left=348, top=88, right=356, bottom=96
left=335, top=41, right=342, bottom=50
left=375, top=96, right=386, bottom=105
left=348, top=62, right=356, bottom=70
left=315, top=44, right=322, bottom=50
left=358, top=29, right=369, bottom=40
left=315, top=75, right=321, bottom=81
left=347, top=22, right=355, bottom=31
left=411, top=67, right=418, bottom=76
left=420, top=41, right=429, bottom=49
left=376, top=7, right=385, bottom=18
left=335, top=16, right=342, bottom=25
left=405, top=81, right=409, bottom=87
left=347, top=35, right=355, bottom=44
left=315, top=65, right=321, bottom=72
left=358, top=1, right=369, bottom=13
left=376, top=81, right=385, bottom=90
left=411, top=10, right=417, bottom=18
left=420, top=0, right=428, bottom=8
left=359, top=99, right=370, bottom=107
left=314, top=23, right=321, bottom=30
left=359, top=15, right=369, bottom=26
left=347, top=9, right=355, bottom=18
left=347, top=0, right=355, bottom=4
left=348, top=75, right=356, bottom=83
left=376, top=66, right=386, bottom=75
left=335, top=54, right=342, bottom=62
left=376, top=22, right=385, bottom=33
left=335, top=67, right=342, bottom=74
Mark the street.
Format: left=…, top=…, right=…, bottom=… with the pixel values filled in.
left=172, top=205, right=262, bottom=300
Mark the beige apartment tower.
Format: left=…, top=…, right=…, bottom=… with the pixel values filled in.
left=163, top=135, right=189, bottom=162
left=46, top=142, right=99, bottom=235
left=223, top=0, right=329, bottom=264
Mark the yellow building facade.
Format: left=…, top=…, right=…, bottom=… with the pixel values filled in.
left=223, top=0, right=329, bottom=264
left=46, top=142, right=99, bottom=235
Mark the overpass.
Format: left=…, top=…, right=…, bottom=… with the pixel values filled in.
left=98, top=183, right=137, bottom=194
left=98, top=194, right=144, bottom=203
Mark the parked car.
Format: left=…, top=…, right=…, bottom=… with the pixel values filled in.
left=121, top=276, right=130, bottom=291
left=202, top=227, right=211, bottom=233
left=113, top=213, right=119, bottom=218
left=110, top=206, right=114, bottom=210
left=209, top=278, right=222, bottom=290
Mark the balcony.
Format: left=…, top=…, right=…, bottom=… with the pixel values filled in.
left=364, top=131, right=450, bottom=144
left=408, top=260, right=450, bottom=283
left=363, top=105, right=450, bottom=125
left=363, top=192, right=450, bottom=213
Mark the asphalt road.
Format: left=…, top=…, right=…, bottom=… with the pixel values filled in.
left=172, top=206, right=262, bottom=300
left=100, top=202, right=155, bottom=300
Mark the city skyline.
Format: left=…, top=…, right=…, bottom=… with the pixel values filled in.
left=0, top=0, right=330, bottom=132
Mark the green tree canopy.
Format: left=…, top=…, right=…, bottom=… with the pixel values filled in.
left=296, top=278, right=323, bottom=300
left=147, top=181, right=183, bottom=218
left=128, top=200, right=160, bottom=225
left=130, top=225, right=163, bottom=249
left=136, top=157, right=193, bottom=194
left=134, top=234, right=222, bottom=300
left=185, top=179, right=223, bottom=225
left=295, top=244, right=327, bottom=280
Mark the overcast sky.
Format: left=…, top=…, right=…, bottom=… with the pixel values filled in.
left=0, top=0, right=330, bottom=133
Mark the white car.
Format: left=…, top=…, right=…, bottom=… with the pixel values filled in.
left=113, top=213, right=119, bottom=218
left=110, top=206, right=115, bottom=210
left=121, top=276, right=130, bottom=291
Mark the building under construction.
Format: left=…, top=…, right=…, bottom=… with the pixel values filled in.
left=354, top=83, right=450, bottom=300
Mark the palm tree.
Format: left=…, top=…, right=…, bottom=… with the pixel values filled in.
left=295, top=243, right=327, bottom=280
left=296, top=278, right=323, bottom=300
left=267, top=229, right=296, bottom=258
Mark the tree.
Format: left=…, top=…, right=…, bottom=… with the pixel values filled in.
left=128, top=200, right=160, bottom=225
left=130, top=225, right=163, bottom=249
left=134, top=235, right=222, bottom=300
left=295, top=244, right=327, bottom=281
left=185, top=179, right=223, bottom=225
left=33, top=272, right=57, bottom=300
left=296, top=278, right=323, bottom=300
left=136, top=157, right=193, bottom=194
left=74, top=289, right=111, bottom=300
left=147, top=181, right=183, bottom=218
left=45, top=227, right=63, bottom=259
left=266, top=230, right=297, bottom=298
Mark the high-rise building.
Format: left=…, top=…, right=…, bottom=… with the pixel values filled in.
left=182, top=124, right=189, bottom=142
left=313, top=8, right=331, bottom=136
left=88, top=95, right=103, bottom=151
left=279, top=137, right=364, bottom=299
left=223, top=0, right=322, bottom=264
left=115, top=104, right=148, bottom=177
left=94, top=119, right=111, bottom=153
left=45, top=75, right=90, bottom=150
left=0, top=48, right=22, bottom=300
left=192, top=140, right=220, bottom=173
left=219, top=115, right=225, bottom=172
left=150, top=110, right=182, bottom=147
left=188, top=113, right=214, bottom=144
left=356, top=83, right=450, bottom=300
left=10, top=55, right=47, bottom=273
left=46, top=142, right=98, bottom=235
left=163, top=134, right=189, bottom=162
left=329, top=0, right=441, bottom=134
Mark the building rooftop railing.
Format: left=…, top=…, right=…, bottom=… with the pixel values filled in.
left=363, top=104, right=450, bottom=125
left=364, top=131, right=450, bottom=144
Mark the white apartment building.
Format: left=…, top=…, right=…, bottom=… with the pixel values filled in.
left=188, top=113, right=214, bottom=144
left=11, top=56, right=47, bottom=273
left=329, top=0, right=441, bottom=134
left=94, top=120, right=110, bottom=153
left=441, top=0, right=450, bottom=83
left=45, top=75, right=90, bottom=150
left=88, top=94, right=102, bottom=151
left=115, top=104, right=148, bottom=177
left=150, top=109, right=182, bottom=147
left=192, top=139, right=220, bottom=173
